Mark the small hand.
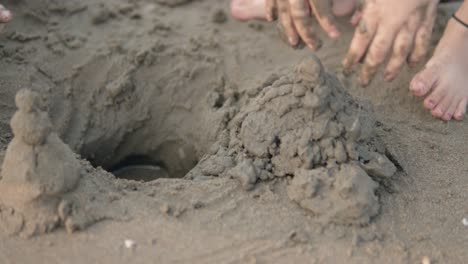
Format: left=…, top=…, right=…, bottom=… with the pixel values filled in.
left=342, top=0, right=439, bottom=86
left=266, top=0, right=348, bottom=50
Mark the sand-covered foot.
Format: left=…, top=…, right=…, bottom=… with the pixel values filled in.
left=410, top=16, right=468, bottom=121
left=0, top=4, right=12, bottom=23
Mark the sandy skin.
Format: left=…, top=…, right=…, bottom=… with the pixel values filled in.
left=231, top=0, right=357, bottom=49
left=231, top=0, right=467, bottom=121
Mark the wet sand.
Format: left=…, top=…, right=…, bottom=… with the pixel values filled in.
left=0, top=0, right=467, bottom=263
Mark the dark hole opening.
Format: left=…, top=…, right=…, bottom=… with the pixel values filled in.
left=109, top=155, right=170, bottom=182
left=105, top=141, right=199, bottom=182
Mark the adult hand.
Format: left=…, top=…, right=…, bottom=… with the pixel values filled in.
left=266, top=0, right=353, bottom=50
left=342, top=0, right=439, bottom=86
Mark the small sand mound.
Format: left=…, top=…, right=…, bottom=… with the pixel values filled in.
left=194, top=56, right=397, bottom=225
left=0, top=89, right=124, bottom=237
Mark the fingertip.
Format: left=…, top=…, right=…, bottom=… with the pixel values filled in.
left=288, top=36, right=298, bottom=46
left=359, top=75, right=370, bottom=87
left=328, top=30, right=340, bottom=39
left=383, top=72, right=395, bottom=82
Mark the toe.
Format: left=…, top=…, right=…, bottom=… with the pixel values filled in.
left=424, top=86, right=445, bottom=110
left=0, top=5, right=12, bottom=23
left=430, top=94, right=452, bottom=119
left=410, top=65, right=439, bottom=97
left=454, top=98, right=467, bottom=121
left=441, top=97, right=459, bottom=121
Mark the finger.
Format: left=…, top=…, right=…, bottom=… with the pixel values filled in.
left=342, top=2, right=379, bottom=73
left=360, top=19, right=404, bottom=86
left=409, top=1, right=437, bottom=65
left=266, top=0, right=277, bottom=21
left=384, top=13, right=422, bottom=82
left=278, top=0, right=299, bottom=46
left=0, top=5, right=12, bottom=23
left=290, top=0, right=321, bottom=49
left=350, top=10, right=362, bottom=26
left=308, top=0, right=340, bottom=39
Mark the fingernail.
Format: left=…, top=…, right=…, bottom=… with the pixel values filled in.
left=384, top=72, right=392, bottom=82
left=408, top=60, right=418, bottom=67
left=329, top=30, right=339, bottom=39
left=288, top=37, right=297, bottom=46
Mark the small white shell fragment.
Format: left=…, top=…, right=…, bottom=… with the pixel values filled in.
left=421, top=256, right=431, bottom=264
left=462, top=218, right=468, bottom=226
left=124, top=239, right=137, bottom=249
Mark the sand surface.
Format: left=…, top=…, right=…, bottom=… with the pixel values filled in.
left=0, top=0, right=467, bottom=263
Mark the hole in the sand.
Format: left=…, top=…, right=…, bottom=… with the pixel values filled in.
left=103, top=141, right=199, bottom=182
left=110, top=155, right=170, bottom=182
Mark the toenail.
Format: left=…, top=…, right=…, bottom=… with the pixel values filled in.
left=434, top=108, right=444, bottom=117
left=443, top=113, right=452, bottom=120
left=426, top=100, right=435, bottom=109
left=454, top=113, right=464, bottom=120
left=415, top=81, right=425, bottom=92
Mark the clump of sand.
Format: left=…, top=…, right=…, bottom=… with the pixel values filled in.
left=194, top=56, right=397, bottom=225
left=0, top=89, right=124, bottom=237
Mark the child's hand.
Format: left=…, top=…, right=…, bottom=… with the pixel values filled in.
left=266, top=0, right=354, bottom=50
left=342, top=0, right=439, bottom=85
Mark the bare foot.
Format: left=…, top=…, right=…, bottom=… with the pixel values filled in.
left=0, top=4, right=12, bottom=23
left=230, top=0, right=356, bottom=21
left=410, top=17, right=468, bottom=121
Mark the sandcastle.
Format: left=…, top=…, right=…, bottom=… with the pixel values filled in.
left=0, top=56, right=397, bottom=236
left=0, top=89, right=115, bottom=236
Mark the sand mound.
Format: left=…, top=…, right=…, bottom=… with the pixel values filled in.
left=0, top=90, right=125, bottom=237
left=0, top=52, right=396, bottom=235
left=194, top=56, right=397, bottom=225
